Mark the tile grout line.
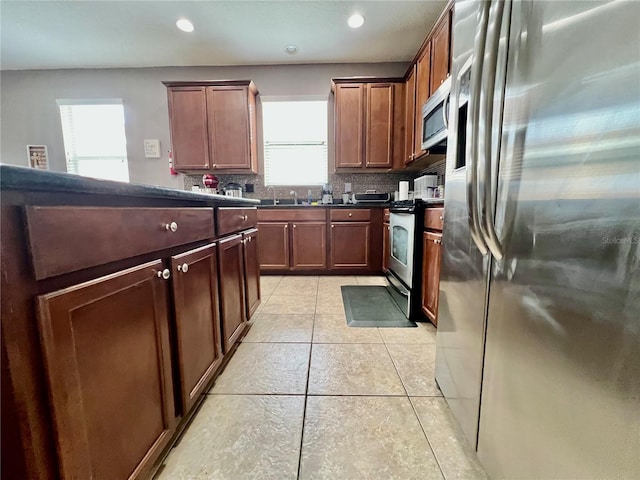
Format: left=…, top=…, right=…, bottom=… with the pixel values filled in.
left=382, top=340, right=448, bottom=480
left=296, top=289, right=317, bottom=480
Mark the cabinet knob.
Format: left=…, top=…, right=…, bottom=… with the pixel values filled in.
left=439, top=216, right=443, bottom=221
left=177, top=263, right=189, bottom=273
left=331, top=224, right=335, bottom=228
left=164, top=221, right=178, bottom=232
left=240, top=215, right=248, bottom=221
left=293, top=224, right=297, bottom=228
left=348, top=213, right=352, bottom=217
left=157, top=268, right=171, bottom=280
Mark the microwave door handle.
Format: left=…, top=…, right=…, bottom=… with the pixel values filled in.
left=466, top=0, right=490, bottom=256
left=442, top=94, right=450, bottom=130
left=478, top=0, right=506, bottom=260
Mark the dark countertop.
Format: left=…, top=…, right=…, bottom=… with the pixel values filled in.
left=0, top=165, right=259, bottom=207
left=258, top=201, right=391, bottom=209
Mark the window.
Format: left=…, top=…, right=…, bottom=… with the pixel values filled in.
left=262, top=100, right=328, bottom=186
left=57, top=99, right=129, bottom=182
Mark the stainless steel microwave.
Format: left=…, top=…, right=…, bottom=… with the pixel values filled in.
left=421, top=77, right=451, bottom=151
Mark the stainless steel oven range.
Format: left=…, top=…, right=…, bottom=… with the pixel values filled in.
left=385, top=200, right=426, bottom=319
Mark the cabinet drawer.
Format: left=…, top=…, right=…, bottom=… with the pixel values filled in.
left=330, top=209, right=371, bottom=222
left=424, top=208, right=444, bottom=231
left=257, top=209, right=327, bottom=222
left=26, top=207, right=215, bottom=280
left=217, top=207, right=257, bottom=236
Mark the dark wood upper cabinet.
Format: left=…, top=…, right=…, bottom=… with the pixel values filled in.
left=404, top=66, right=417, bottom=166
left=421, top=231, right=442, bottom=325
left=242, top=228, right=261, bottom=318
left=257, top=222, right=290, bottom=270
left=335, top=83, right=365, bottom=168
left=334, top=80, right=404, bottom=171
left=170, top=244, right=222, bottom=415
left=291, top=222, right=327, bottom=269
left=217, top=234, right=247, bottom=352
left=414, top=41, right=432, bottom=158
left=36, top=260, right=176, bottom=480
left=164, top=80, right=258, bottom=173
left=430, top=10, right=452, bottom=94
left=365, top=83, right=394, bottom=168
left=206, top=86, right=255, bottom=171
left=167, top=87, right=210, bottom=170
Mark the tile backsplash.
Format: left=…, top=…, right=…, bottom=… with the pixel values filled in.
left=184, top=159, right=446, bottom=201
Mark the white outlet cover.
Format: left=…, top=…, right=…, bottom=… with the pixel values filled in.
left=144, top=139, right=161, bottom=158
left=345, top=182, right=352, bottom=192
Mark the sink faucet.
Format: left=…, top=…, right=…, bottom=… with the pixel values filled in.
left=290, top=190, right=298, bottom=205
left=267, top=186, right=278, bottom=205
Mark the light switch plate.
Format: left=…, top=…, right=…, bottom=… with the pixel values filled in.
left=144, top=139, right=161, bottom=158
left=345, top=182, right=352, bottom=193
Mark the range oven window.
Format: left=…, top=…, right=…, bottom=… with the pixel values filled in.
left=391, top=225, right=409, bottom=266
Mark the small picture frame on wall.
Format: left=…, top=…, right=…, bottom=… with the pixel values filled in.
left=27, top=145, right=49, bottom=170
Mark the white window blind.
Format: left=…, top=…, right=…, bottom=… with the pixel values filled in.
left=57, top=99, right=129, bottom=182
left=262, top=100, right=328, bottom=186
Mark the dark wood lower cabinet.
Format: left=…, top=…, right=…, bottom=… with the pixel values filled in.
left=330, top=222, right=370, bottom=269
left=36, top=260, right=176, bottom=480
left=242, top=228, right=261, bottom=318
left=292, top=222, right=327, bottom=269
left=421, top=231, right=442, bottom=325
left=257, top=221, right=289, bottom=270
left=217, top=234, right=247, bottom=352
left=170, top=243, right=223, bottom=415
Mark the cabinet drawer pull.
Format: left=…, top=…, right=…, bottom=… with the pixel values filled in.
left=177, top=263, right=189, bottom=273
left=164, top=221, right=178, bottom=232
left=157, top=268, right=171, bottom=280
left=439, top=215, right=443, bottom=221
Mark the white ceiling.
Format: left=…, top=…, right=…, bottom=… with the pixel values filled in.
left=1, top=0, right=448, bottom=71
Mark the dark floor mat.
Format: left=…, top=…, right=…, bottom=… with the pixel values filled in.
left=341, top=285, right=416, bottom=328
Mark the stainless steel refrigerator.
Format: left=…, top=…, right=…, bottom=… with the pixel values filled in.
left=435, top=0, right=640, bottom=478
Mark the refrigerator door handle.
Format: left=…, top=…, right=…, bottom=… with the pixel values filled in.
left=466, top=0, right=491, bottom=256
left=478, top=0, right=506, bottom=260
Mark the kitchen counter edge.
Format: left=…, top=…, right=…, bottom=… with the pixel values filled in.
left=0, top=165, right=259, bottom=207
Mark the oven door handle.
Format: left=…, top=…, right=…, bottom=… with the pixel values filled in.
left=387, top=274, right=409, bottom=298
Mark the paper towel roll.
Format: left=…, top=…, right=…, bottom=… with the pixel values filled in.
left=399, top=181, right=409, bottom=201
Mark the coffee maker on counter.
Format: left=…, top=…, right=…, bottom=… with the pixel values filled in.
left=321, top=184, right=333, bottom=204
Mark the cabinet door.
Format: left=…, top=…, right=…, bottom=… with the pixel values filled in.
left=292, top=222, right=327, bottom=269
left=37, top=260, right=175, bottom=480
left=415, top=41, right=432, bottom=157
left=404, top=67, right=416, bottom=166
left=167, top=87, right=210, bottom=170
left=206, top=86, right=253, bottom=171
left=365, top=83, right=394, bottom=168
left=335, top=83, right=365, bottom=168
left=421, top=231, right=442, bottom=325
left=383, top=223, right=390, bottom=272
left=430, top=10, right=451, bottom=93
left=242, top=228, right=261, bottom=319
left=330, top=222, right=370, bottom=269
left=171, top=244, right=222, bottom=415
left=217, top=234, right=247, bottom=352
left=257, top=222, right=290, bottom=270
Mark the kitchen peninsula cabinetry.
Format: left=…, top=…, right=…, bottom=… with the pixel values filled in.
left=0, top=166, right=260, bottom=480
left=164, top=80, right=258, bottom=173
left=333, top=79, right=404, bottom=171
left=421, top=205, right=444, bottom=325
left=330, top=209, right=371, bottom=269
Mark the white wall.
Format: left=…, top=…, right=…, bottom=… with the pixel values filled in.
left=1, top=63, right=406, bottom=188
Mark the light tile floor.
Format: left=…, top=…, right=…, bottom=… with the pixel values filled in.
left=156, top=275, right=487, bottom=480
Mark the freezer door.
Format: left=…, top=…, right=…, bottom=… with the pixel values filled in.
left=435, top=0, right=493, bottom=448
left=478, top=0, right=640, bottom=478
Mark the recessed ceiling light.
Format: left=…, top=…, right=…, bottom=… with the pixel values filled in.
left=176, top=18, right=194, bottom=33
left=348, top=13, right=365, bottom=28
left=285, top=45, right=298, bottom=55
